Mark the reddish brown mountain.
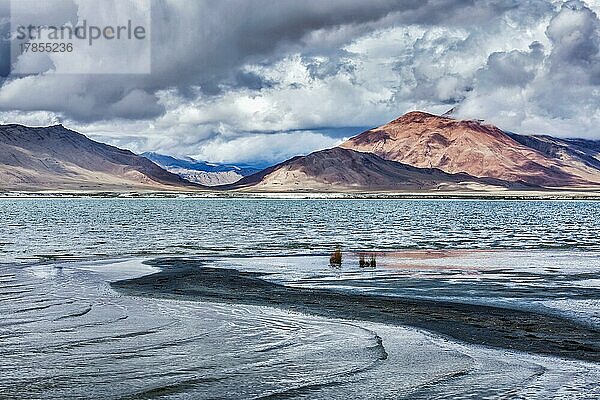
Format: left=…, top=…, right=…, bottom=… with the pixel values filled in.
left=340, top=111, right=600, bottom=187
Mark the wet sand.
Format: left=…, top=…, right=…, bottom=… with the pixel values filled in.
left=112, top=258, right=600, bottom=363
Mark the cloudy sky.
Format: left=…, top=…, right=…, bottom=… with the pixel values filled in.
left=1, top=0, right=600, bottom=166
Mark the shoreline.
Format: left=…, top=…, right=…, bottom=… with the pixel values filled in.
left=112, top=259, right=600, bottom=363
left=2, top=190, right=600, bottom=200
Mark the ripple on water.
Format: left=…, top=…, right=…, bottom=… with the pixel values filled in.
left=2, top=199, right=600, bottom=264
left=1, top=258, right=600, bottom=399
left=0, top=261, right=388, bottom=399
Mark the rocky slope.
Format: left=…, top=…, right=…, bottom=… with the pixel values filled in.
left=4, top=113, right=600, bottom=193
left=340, top=112, right=600, bottom=187
left=0, top=124, right=196, bottom=191
left=228, top=147, right=519, bottom=192
left=506, top=134, right=600, bottom=184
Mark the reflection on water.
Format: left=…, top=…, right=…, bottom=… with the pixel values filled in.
left=214, top=250, right=600, bottom=328
left=1, top=199, right=600, bottom=264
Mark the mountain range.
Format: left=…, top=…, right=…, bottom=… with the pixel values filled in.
left=229, top=111, right=600, bottom=191
left=1, top=112, right=600, bottom=192
left=229, top=147, right=520, bottom=191
left=0, top=124, right=196, bottom=191
left=142, top=152, right=260, bottom=186
left=339, top=112, right=600, bottom=187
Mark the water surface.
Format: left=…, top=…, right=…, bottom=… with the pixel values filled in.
left=2, top=199, right=600, bottom=264
left=1, top=199, right=599, bottom=398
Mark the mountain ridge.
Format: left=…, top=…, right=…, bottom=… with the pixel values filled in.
left=340, top=111, right=600, bottom=187
left=0, top=124, right=198, bottom=191
left=2, top=112, right=600, bottom=193
left=230, top=111, right=600, bottom=191
left=226, top=147, right=527, bottom=192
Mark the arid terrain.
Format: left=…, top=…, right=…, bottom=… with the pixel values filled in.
left=0, top=124, right=197, bottom=191
left=2, top=112, right=600, bottom=193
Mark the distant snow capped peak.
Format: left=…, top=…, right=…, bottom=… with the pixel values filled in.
left=141, top=152, right=261, bottom=186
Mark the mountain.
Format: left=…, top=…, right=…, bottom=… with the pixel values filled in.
left=340, top=111, right=600, bottom=187
left=142, top=152, right=260, bottom=186
left=0, top=124, right=197, bottom=191
left=228, top=147, right=520, bottom=192
left=4, top=113, right=600, bottom=193
left=506, top=134, right=600, bottom=183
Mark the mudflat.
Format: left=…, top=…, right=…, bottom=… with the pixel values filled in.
left=112, top=259, right=600, bottom=363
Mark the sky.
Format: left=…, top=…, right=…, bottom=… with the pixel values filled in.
left=1, top=0, right=600, bottom=167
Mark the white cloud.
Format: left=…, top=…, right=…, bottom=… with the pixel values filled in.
left=457, top=0, right=600, bottom=138
left=192, top=131, right=341, bottom=165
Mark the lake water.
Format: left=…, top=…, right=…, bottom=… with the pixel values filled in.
left=2, top=198, right=600, bottom=264
left=1, top=199, right=599, bottom=399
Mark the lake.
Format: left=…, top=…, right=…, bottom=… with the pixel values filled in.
left=2, top=198, right=600, bottom=264
left=1, top=199, right=599, bottom=399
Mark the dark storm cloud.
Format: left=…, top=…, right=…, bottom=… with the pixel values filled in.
left=157, top=0, right=551, bottom=88
left=477, top=42, right=545, bottom=88
left=146, top=0, right=427, bottom=90
left=545, top=0, right=600, bottom=83
left=458, top=0, right=600, bottom=136
left=0, top=0, right=539, bottom=122
left=233, top=71, right=275, bottom=91
left=2, top=0, right=427, bottom=120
